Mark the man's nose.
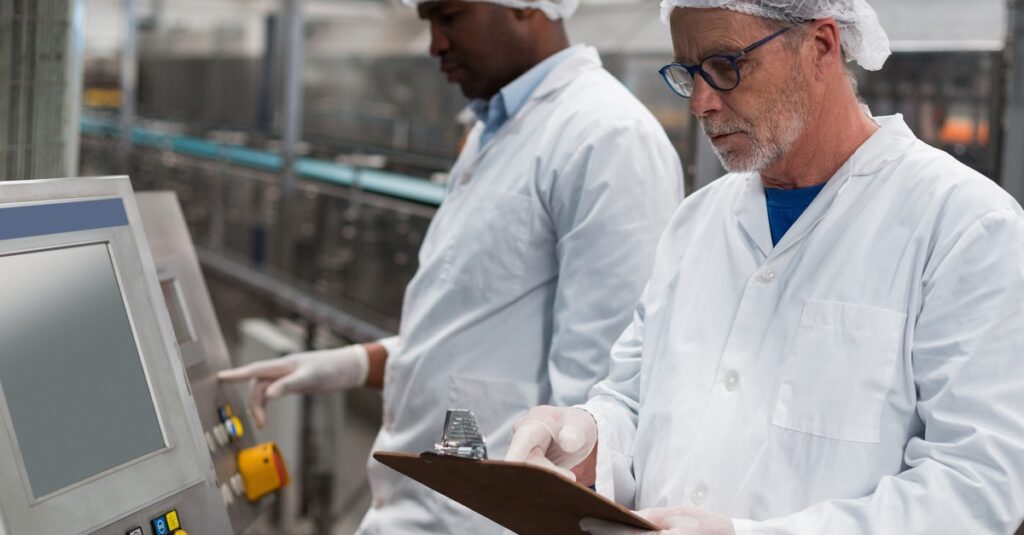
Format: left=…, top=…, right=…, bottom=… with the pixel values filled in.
left=689, top=75, right=723, bottom=118
left=428, top=22, right=450, bottom=57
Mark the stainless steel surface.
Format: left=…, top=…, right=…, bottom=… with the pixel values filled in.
left=198, top=246, right=394, bottom=342
left=67, top=0, right=85, bottom=175
left=137, top=57, right=263, bottom=129
left=119, top=0, right=137, bottom=175
left=1002, top=0, right=1024, bottom=204
left=0, top=0, right=83, bottom=180
left=276, top=0, right=305, bottom=274
left=434, top=409, right=488, bottom=460
left=80, top=135, right=431, bottom=334
left=136, top=191, right=280, bottom=533
left=0, top=177, right=231, bottom=535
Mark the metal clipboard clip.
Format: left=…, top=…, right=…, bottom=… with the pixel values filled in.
left=432, top=409, right=488, bottom=460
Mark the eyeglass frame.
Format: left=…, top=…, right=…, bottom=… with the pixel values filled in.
left=658, top=26, right=795, bottom=99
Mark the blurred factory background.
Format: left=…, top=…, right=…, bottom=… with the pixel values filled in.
left=3, top=0, right=1024, bottom=533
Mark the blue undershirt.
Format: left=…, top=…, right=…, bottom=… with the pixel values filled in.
left=764, top=183, right=827, bottom=246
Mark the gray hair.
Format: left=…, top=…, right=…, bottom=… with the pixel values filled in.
left=759, top=17, right=861, bottom=95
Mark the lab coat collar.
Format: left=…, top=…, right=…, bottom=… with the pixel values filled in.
left=735, top=114, right=917, bottom=259
left=736, top=174, right=773, bottom=258
left=528, top=45, right=602, bottom=103
left=451, top=45, right=602, bottom=185
left=467, top=44, right=578, bottom=137
left=848, top=114, right=917, bottom=176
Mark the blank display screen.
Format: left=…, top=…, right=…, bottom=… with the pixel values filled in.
left=0, top=243, right=166, bottom=498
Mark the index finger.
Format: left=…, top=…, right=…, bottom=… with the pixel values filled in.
left=505, top=420, right=555, bottom=462
left=216, top=360, right=293, bottom=382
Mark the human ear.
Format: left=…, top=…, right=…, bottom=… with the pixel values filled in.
left=810, top=18, right=843, bottom=79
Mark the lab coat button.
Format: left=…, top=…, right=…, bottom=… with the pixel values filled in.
left=723, top=370, right=740, bottom=392
left=757, top=268, right=775, bottom=283
left=691, top=482, right=709, bottom=505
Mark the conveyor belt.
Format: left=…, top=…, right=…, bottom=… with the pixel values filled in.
left=81, top=116, right=447, bottom=206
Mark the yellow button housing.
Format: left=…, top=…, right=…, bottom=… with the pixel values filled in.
left=165, top=510, right=180, bottom=531
left=237, top=442, right=290, bottom=501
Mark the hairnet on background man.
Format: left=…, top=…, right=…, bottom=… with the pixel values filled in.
left=401, top=0, right=579, bottom=21
left=659, top=0, right=891, bottom=71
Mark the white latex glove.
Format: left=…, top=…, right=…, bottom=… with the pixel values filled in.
left=580, top=507, right=735, bottom=535
left=216, top=344, right=369, bottom=427
left=504, top=405, right=598, bottom=480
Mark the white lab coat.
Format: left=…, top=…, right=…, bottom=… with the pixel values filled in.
left=583, top=115, right=1024, bottom=534
left=356, top=46, right=685, bottom=534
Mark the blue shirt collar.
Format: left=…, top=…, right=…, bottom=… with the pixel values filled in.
left=469, top=45, right=579, bottom=145
left=764, top=182, right=828, bottom=207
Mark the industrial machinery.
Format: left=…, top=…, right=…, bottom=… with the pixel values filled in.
left=79, top=126, right=435, bottom=336
left=136, top=191, right=289, bottom=533
left=0, top=177, right=290, bottom=534
left=0, top=0, right=85, bottom=181
left=0, top=176, right=231, bottom=534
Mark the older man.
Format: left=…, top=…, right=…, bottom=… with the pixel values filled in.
left=507, top=1, right=1024, bottom=533
left=219, top=0, right=684, bottom=532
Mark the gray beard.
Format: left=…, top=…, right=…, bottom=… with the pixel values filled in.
left=700, top=90, right=810, bottom=173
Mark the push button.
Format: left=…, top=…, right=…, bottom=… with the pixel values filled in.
left=165, top=510, right=180, bottom=531
left=126, top=528, right=143, bottom=535
left=218, top=403, right=234, bottom=422
left=211, top=423, right=230, bottom=447
left=224, top=416, right=245, bottom=440
left=236, top=442, right=291, bottom=501
left=151, top=516, right=170, bottom=535
left=151, top=509, right=181, bottom=535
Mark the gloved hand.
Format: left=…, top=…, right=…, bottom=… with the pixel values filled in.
left=504, top=405, right=598, bottom=481
left=579, top=507, right=735, bottom=535
left=216, top=344, right=369, bottom=427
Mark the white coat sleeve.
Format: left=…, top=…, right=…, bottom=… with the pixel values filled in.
left=543, top=117, right=682, bottom=409
left=377, top=335, right=402, bottom=357
left=733, top=208, right=1024, bottom=534
left=579, top=290, right=648, bottom=509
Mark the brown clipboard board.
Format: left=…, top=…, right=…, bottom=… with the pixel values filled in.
left=374, top=451, right=657, bottom=534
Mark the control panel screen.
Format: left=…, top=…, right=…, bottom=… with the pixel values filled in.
left=0, top=243, right=166, bottom=498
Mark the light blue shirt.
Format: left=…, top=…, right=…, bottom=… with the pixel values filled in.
left=469, top=45, right=579, bottom=147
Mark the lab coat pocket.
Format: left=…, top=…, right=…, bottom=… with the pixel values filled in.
left=448, top=375, right=543, bottom=459
left=772, top=300, right=906, bottom=444
left=440, top=190, right=531, bottom=295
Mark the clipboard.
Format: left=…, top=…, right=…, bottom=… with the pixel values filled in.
left=374, top=451, right=657, bottom=534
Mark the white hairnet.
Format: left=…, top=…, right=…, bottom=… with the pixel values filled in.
left=403, top=0, right=579, bottom=21
left=658, top=0, right=891, bottom=71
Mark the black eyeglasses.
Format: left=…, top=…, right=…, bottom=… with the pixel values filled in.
left=659, top=27, right=791, bottom=98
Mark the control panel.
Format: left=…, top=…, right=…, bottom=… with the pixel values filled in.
left=0, top=177, right=234, bottom=535
left=136, top=191, right=289, bottom=532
